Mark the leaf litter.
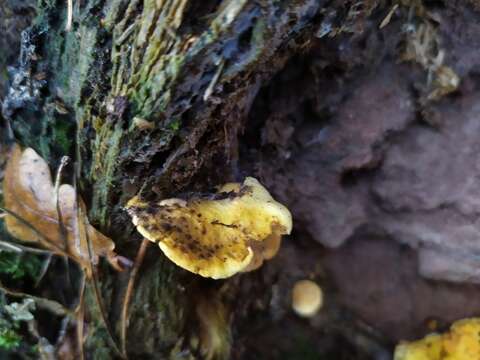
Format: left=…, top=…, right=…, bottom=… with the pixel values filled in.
left=2, top=144, right=126, bottom=277
left=0, top=144, right=130, bottom=359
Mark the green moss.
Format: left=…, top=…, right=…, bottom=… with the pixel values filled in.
left=249, top=19, right=268, bottom=62
left=64, top=27, right=98, bottom=104
left=0, top=297, right=35, bottom=352
left=103, top=0, right=130, bottom=30
left=0, top=326, right=21, bottom=350
left=90, top=121, right=124, bottom=228
left=126, top=257, right=186, bottom=356
left=0, top=252, right=43, bottom=281
left=168, top=118, right=181, bottom=132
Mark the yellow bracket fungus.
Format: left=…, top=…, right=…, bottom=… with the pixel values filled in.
left=126, top=177, right=292, bottom=279
left=394, top=318, right=480, bottom=360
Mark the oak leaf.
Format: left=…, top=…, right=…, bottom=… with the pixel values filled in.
left=2, top=145, right=123, bottom=276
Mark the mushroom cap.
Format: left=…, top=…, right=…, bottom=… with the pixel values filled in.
left=292, top=280, right=323, bottom=317
left=126, top=177, right=292, bottom=279
left=241, top=233, right=282, bottom=273
left=394, top=318, right=480, bottom=360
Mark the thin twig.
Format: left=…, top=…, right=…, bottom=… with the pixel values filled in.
left=379, top=4, right=398, bottom=29
left=0, top=280, right=73, bottom=317
left=66, top=0, right=73, bottom=31
left=121, top=238, right=149, bottom=356
left=72, top=168, right=82, bottom=264
left=203, top=58, right=225, bottom=101
left=54, top=156, right=70, bottom=199
left=4, top=119, right=14, bottom=143
left=54, top=156, right=72, bottom=291
left=55, top=316, right=71, bottom=347
left=0, top=240, right=52, bottom=255
left=84, top=223, right=126, bottom=359
left=76, top=290, right=85, bottom=360
left=115, top=22, right=137, bottom=45
left=54, top=156, right=70, bottom=252
left=74, top=272, right=86, bottom=314
left=75, top=174, right=126, bottom=359
left=34, top=254, right=52, bottom=287
left=73, top=271, right=86, bottom=359
left=0, top=241, right=22, bottom=252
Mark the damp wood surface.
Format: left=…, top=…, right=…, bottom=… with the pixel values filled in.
left=2, top=1, right=480, bottom=359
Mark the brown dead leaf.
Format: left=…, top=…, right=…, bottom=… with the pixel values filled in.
left=2, top=145, right=124, bottom=276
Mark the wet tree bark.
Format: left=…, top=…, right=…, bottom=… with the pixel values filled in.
left=2, top=0, right=328, bottom=357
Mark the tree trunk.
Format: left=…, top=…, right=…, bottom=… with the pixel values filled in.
left=1, top=0, right=326, bottom=358
left=5, top=1, right=480, bottom=359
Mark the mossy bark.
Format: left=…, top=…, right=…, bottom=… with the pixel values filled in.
left=2, top=0, right=325, bottom=358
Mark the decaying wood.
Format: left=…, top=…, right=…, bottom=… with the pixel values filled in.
left=2, top=0, right=327, bottom=357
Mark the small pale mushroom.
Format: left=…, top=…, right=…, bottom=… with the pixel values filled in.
left=125, top=177, right=292, bottom=279
left=292, top=280, right=323, bottom=317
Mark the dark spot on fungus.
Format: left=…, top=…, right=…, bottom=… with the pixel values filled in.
left=146, top=205, right=158, bottom=215
left=128, top=206, right=140, bottom=213
left=161, top=222, right=173, bottom=231
left=211, top=220, right=238, bottom=229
